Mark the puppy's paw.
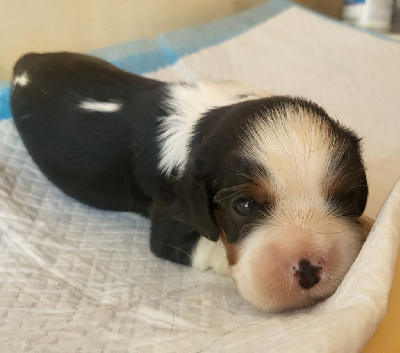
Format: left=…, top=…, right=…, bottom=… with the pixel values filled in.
left=191, top=238, right=231, bottom=276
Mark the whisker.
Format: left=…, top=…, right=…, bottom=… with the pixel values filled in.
left=153, top=241, right=193, bottom=260
left=317, top=228, right=354, bottom=235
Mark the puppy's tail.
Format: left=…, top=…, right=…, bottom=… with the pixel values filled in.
left=13, top=52, right=41, bottom=78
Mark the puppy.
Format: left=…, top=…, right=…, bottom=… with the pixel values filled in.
left=10, top=52, right=368, bottom=312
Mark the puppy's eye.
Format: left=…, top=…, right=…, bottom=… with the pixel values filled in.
left=232, top=197, right=259, bottom=216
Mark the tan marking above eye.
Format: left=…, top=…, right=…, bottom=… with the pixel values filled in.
left=247, top=174, right=275, bottom=204
left=213, top=177, right=274, bottom=211
left=220, top=230, right=240, bottom=266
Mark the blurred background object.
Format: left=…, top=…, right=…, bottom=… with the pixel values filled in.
left=392, top=0, right=400, bottom=32
left=343, top=0, right=395, bottom=32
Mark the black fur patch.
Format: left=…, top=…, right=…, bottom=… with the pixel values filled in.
left=11, top=52, right=168, bottom=215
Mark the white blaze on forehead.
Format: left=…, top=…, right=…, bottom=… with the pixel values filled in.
left=157, top=81, right=270, bottom=176
left=241, top=106, right=347, bottom=197
left=13, top=72, right=30, bottom=87
left=78, top=99, right=122, bottom=113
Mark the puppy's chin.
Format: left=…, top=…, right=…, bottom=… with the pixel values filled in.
left=229, top=213, right=364, bottom=313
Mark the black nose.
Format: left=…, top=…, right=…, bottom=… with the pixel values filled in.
left=297, top=259, right=322, bottom=289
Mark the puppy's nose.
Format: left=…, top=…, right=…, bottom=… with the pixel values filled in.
left=293, top=259, right=322, bottom=289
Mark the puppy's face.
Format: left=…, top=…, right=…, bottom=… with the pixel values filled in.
left=188, top=97, right=368, bottom=312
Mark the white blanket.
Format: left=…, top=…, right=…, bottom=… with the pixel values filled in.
left=1, top=1, right=399, bottom=352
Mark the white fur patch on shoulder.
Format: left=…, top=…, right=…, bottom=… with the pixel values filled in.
left=78, top=99, right=122, bottom=113
left=157, top=81, right=270, bottom=176
left=191, top=237, right=230, bottom=276
left=13, top=72, right=30, bottom=87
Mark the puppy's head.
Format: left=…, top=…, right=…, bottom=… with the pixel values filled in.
left=182, top=96, right=368, bottom=312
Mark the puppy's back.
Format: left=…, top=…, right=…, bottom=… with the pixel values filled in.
left=11, top=52, right=167, bottom=214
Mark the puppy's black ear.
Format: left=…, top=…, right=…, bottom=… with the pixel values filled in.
left=356, top=168, right=368, bottom=217
left=176, top=155, right=219, bottom=242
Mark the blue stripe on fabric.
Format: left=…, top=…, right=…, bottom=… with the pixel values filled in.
left=0, top=83, right=11, bottom=122
left=91, top=0, right=292, bottom=74
left=344, top=0, right=365, bottom=4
